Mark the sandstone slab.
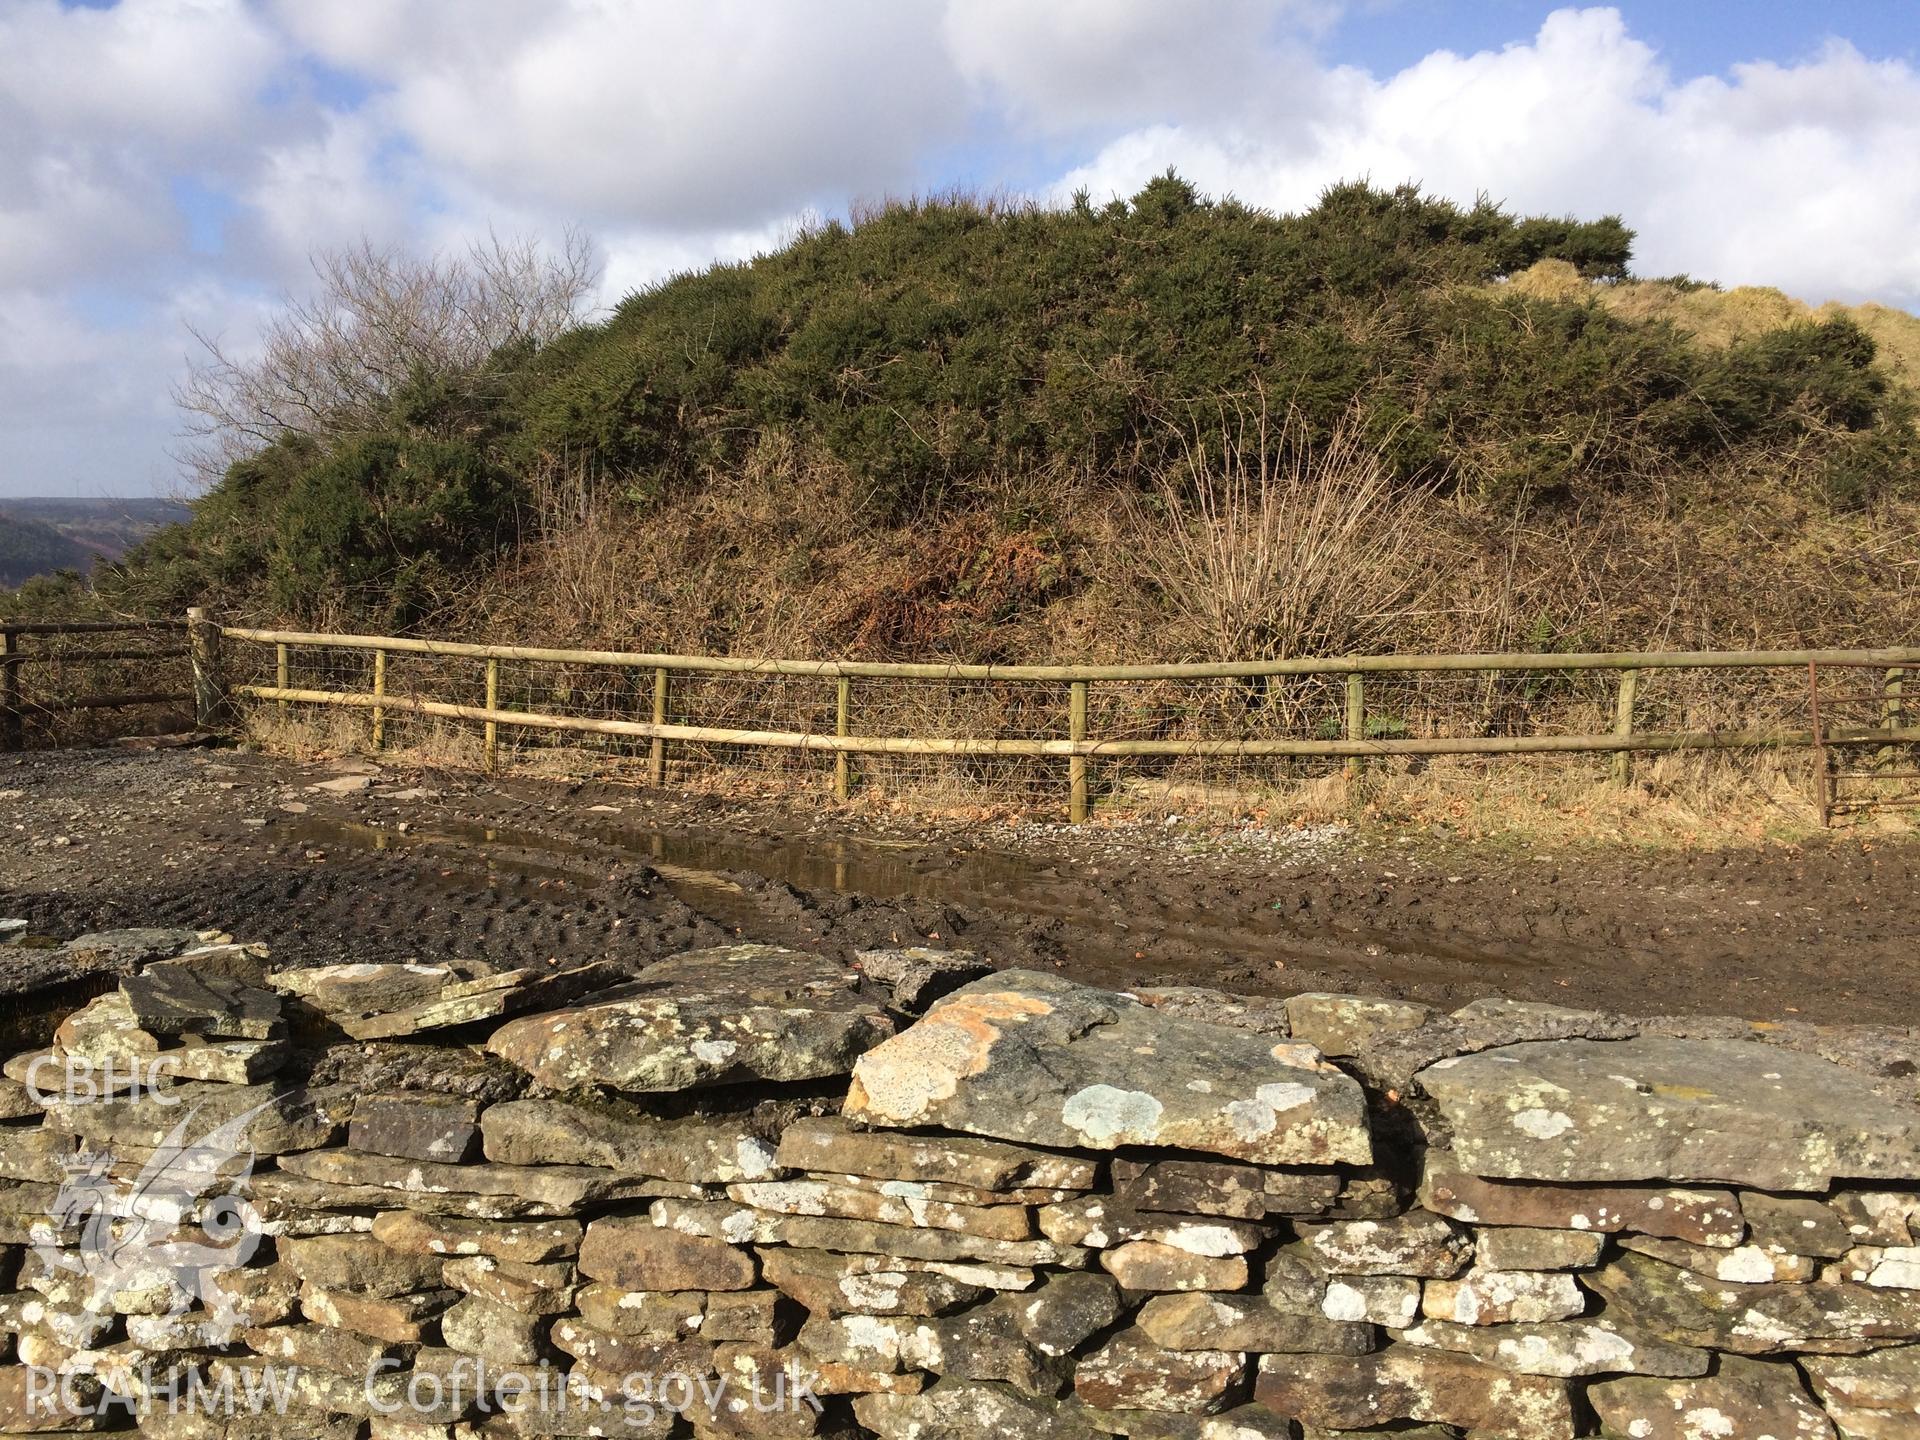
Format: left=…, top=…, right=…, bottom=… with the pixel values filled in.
left=1004, top=1271, right=1123, bottom=1357
left=1074, top=1329, right=1243, bottom=1414
left=729, top=1179, right=1032, bottom=1240
left=52, top=990, right=159, bottom=1062
left=855, top=1380, right=1105, bottom=1440
left=853, top=946, right=993, bottom=1011
left=481, top=1098, right=779, bottom=1183
left=347, top=959, right=634, bottom=1041
left=46, top=1081, right=352, bottom=1156
left=1583, top=1250, right=1920, bottom=1355
left=1420, top=1268, right=1585, bottom=1325
left=1473, top=1226, right=1604, bottom=1272
left=754, top=1211, right=1081, bottom=1269
left=775, top=1115, right=1095, bottom=1192
left=1803, top=1346, right=1920, bottom=1439
left=1101, top=1241, right=1247, bottom=1293
left=578, top=1215, right=757, bottom=1292
left=762, top=1247, right=984, bottom=1318
left=440, top=1292, right=547, bottom=1366
left=299, top=1282, right=459, bottom=1344
left=1418, top=1157, right=1744, bottom=1245
left=1742, top=1192, right=1853, bottom=1259
left=278, top=1233, right=445, bottom=1296
left=546, top=1317, right=716, bottom=1392
left=845, top=972, right=1371, bottom=1166
left=271, top=960, right=481, bottom=1019
left=1621, top=1232, right=1818, bottom=1283
left=1252, top=1349, right=1574, bottom=1439
left=120, top=968, right=281, bottom=1039
left=1589, top=1355, right=1835, bottom=1440
left=1112, top=1158, right=1286, bottom=1221
left=891, top=1296, right=1072, bottom=1395
left=276, top=1147, right=676, bottom=1215
left=1394, top=1315, right=1710, bottom=1378
left=1833, top=1191, right=1920, bottom=1247
left=302, top=1039, right=527, bottom=1103
left=442, top=1253, right=577, bottom=1314
left=241, top=1321, right=405, bottom=1378
left=579, top=1283, right=788, bottom=1345
left=1037, top=1196, right=1270, bottom=1255
left=488, top=945, right=894, bottom=1091
left=1421, top=1036, right=1920, bottom=1190
left=349, top=1093, right=482, bottom=1164
left=1317, top=1275, right=1422, bottom=1328
left=369, top=1211, right=582, bottom=1264
left=1283, top=993, right=1433, bottom=1057
left=1292, top=1213, right=1472, bottom=1278
left=1136, top=1291, right=1374, bottom=1356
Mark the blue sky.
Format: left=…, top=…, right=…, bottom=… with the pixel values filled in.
left=4, top=1, right=1919, bottom=499
left=1331, top=0, right=1918, bottom=78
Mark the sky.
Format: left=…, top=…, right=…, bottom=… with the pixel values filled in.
left=2, top=1, right=1918, bottom=500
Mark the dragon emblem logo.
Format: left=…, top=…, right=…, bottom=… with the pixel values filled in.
left=39, top=1101, right=268, bottom=1345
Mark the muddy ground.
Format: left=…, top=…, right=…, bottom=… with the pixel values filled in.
left=1, top=745, right=1916, bottom=1026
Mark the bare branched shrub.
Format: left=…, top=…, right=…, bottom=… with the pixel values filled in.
left=176, top=229, right=601, bottom=482
left=1140, top=400, right=1434, bottom=661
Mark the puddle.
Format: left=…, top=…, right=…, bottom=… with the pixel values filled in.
left=286, top=812, right=1545, bottom=991
left=289, top=817, right=608, bottom=897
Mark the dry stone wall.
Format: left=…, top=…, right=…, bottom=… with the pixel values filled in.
left=0, top=924, right=1917, bottom=1438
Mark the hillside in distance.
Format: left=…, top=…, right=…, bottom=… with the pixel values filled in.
left=0, top=514, right=95, bottom=588
left=1, top=498, right=191, bottom=588
left=29, top=176, right=1920, bottom=664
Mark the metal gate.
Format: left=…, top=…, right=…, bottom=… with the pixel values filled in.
left=1808, top=661, right=1918, bottom=824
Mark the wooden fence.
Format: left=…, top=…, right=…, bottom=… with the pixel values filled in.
left=200, top=618, right=1920, bottom=823
left=0, top=619, right=192, bottom=750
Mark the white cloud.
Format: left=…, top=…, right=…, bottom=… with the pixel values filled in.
left=942, top=0, right=1335, bottom=135
left=237, top=111, right=414, bottom=267
left=278, top=0, right=971, bottom=228
left=0, top=0, right=280, bottom=147
left=0, top=286, right=187, bottom=496
left=1053, top=8, right=1920, bottom=306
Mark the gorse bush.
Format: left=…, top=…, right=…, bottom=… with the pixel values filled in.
left=85, top=175, right=1917, bottom=632
left=503, top=177, right=1655, bottom=514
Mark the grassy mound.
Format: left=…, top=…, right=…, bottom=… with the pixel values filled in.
left=18, top=177, right=1920, bottom=669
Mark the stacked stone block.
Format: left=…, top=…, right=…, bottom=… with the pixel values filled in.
left=0, top=925, right=1913, bottom=1437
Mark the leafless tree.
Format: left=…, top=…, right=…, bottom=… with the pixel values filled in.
left=175, top=228, right=601, bottom=485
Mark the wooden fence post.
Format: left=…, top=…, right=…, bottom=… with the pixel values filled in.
left=649, top=666, right=668, bottom=787
left=275, top=642, right=289, bottom=716
left=1809, top=661, right=1831, bottom=826
left=371, top=649, right=387, bottom=751
left=835, top=676, right=852, bottom=801
left=186, top=608, right=228, bottom=730
left=1881, top=667, right=1906, bottom=771
left=0, top=628, right=20, bottom=752
left=1068, top=680, right=1089, bottom=824
left=1610, top=668, right=1640, bottom=787
left=483, top=659, right=500, bottom=773
left=1344, top=672, right=1365, bottom=780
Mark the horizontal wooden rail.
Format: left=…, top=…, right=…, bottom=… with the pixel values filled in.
left=28, top=690, right=194, bottom=713
left=1, top=620, right=185, bottom=637
left=221, top=626, right=1920, bottom=683
left=1, top=647, right=189, bottom=666
left=236, top=683, right=1912, bottom=761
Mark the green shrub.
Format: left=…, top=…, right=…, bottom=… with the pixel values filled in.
left=89, top=176, right=1919, bottom=627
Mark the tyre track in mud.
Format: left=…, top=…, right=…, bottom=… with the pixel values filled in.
left=3, top=746, right=1917, bottom=1026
